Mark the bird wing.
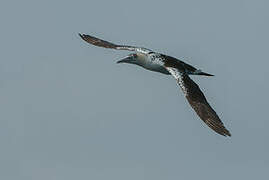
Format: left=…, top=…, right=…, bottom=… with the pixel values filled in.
left=165, top=66, right=231, bottom=136
left=79, top=33, right=152, bottom=54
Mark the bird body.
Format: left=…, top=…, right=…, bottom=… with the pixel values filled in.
left=79, top=33, right=231, bottom=137
left=119, top=52, right=213, bottom=76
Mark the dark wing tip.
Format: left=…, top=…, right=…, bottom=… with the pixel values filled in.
left=221, top=124, right=231, bottom=137
left=198, top=72, right=215, bottom=76
left=209, top=121, right=231, bottom=137
left=78, top=33, right=91, bottom=42
left=78, top=33, right=118, bottom=49
left=193, top=103, right=231, bottom=137
left=78, top=33, right=88, bottom=42
left=188, top=99, right=231, bottom=137
left=78, top=33, right=83, bottom=38
left=223, top=127, right=231, bottom=137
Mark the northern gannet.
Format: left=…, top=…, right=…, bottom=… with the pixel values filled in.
left=79, top=33, right=231, bottom=137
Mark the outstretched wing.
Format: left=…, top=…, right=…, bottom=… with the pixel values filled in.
left=79, top=33, right=152, bottom=54
left=165, top=67, right=231, bottom=137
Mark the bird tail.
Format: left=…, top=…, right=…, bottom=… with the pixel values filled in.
left=194, top=70, right=214, bottom=76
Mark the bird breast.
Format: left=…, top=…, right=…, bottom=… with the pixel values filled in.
left=139, top=55, right=170, bottom=75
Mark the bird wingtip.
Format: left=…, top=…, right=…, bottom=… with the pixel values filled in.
left=220, top=128, right=231, bottom=137
left=78, top=33, right=84, bottom=38
left=226, top=131, right=232, bottom=137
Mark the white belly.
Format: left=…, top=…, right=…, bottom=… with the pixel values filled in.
left=136, top=53, right=170, bottom=75
left=142, top=61, right=170, bottom=75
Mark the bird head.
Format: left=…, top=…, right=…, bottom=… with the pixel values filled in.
left=117, top=53, right=139, bottom=65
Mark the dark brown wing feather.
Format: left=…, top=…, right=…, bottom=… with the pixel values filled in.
left=79, top=33, right=119, bottom=49
left=164, top=66, right=231, bottom=136
left=181, top=74, right=231, bottom=136
left=78, top=33, right=136, bottom=51
left=161, top=54, right=197, bottom=73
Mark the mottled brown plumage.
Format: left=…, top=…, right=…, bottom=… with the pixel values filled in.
left=180, top=74, right=231, bottom=136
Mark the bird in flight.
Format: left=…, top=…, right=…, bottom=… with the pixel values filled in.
left=79, top=33, right=231, bottom=137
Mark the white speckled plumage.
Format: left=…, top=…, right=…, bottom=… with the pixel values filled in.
left=165, top=67, right=188, bottom=95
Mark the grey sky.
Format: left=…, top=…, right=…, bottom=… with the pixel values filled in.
left=0, top=0, right=269, bottom=179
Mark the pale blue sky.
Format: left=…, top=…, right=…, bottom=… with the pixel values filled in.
left=1, top=0, right=269, bottom=179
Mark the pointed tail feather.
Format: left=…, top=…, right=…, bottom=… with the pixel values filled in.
left=197, top=72, right=214, bottom=76
left=193, top=70, right=214, bottom=76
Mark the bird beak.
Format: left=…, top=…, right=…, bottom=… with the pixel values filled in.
left=117, top=56, right=132, bottom=64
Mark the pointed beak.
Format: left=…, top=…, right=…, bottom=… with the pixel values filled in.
left=116, top=56, right=132, bottom=64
